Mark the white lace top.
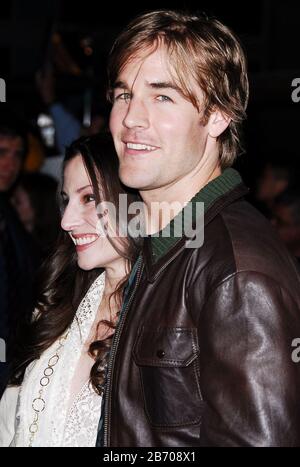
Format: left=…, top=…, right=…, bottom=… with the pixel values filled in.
left=0, top=272, right=105, bottom=447
left=63, top=381, right=102, bottom=447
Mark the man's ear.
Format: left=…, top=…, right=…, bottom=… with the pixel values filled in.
left=207, top=110, right=231, bottom=138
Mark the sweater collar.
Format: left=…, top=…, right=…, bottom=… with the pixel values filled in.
left=148, top=168, right=244, bottom=262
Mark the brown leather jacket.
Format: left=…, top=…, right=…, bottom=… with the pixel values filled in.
left=101, top=182, right=300, bottom=447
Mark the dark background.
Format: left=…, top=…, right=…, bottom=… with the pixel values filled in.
left=0, top=0, right=300, bottom=186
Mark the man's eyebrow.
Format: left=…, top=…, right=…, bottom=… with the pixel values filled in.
left=112, top=80, right=182, bottom=93
left=148, top=81, right=182, bottom=93
left=112, top=80, right=128, bottom=89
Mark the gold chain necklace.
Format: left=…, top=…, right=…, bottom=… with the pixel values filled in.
left=28, top=331, right=69, bottom=447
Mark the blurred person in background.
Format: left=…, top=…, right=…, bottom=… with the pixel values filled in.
left=36, top=67, right=108, bottom=155
left=36, top=66, right=108, bottom=183
left=11, top=172, right=61, bottom=259
left=0, top=116, right=40, bottom=397
left=255, top=158, right=298, bottom=217
left=271, top=188, right=300, bottom=264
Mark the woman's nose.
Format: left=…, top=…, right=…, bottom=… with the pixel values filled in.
left=60, top=203, right=83, bottom=232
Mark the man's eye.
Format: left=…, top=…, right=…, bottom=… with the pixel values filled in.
left=156, top=95, right=173, bottom=102
left=114, top=92, right=131, bottom=102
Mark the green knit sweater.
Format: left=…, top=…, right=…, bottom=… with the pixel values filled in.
left=150, top=168, right=243, bottom=262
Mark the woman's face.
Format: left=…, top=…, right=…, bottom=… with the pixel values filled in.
left=11, top=185, right=35, bottom=233
left=61, top=154, right=124, bottom=271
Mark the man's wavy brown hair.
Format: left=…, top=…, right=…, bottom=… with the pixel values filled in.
left=9, top=133, right=140, bottom=395
left=108, top=9, right=249, bottom=169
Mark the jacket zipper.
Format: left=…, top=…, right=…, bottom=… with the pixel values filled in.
left=103, top=248, right=188, bottom=445
left=103, top=256, right=144, bottom=446
left=152, top=246, right=186, bottom=282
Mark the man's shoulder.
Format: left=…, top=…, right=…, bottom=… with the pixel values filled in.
left=219, top=198, right=288, bottom=266
left=201, top=198, right=300, bottom=296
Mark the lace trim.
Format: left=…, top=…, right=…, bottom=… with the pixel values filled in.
left=62, top=381, right=102, bottom=447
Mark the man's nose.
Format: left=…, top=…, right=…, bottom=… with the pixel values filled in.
left=122, top=98, right=150, bottom=130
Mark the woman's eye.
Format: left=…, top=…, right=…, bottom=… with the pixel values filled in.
left=83, top=194, right=95, bottom=203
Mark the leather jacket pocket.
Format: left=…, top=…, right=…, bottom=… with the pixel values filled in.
left=133, top=326, right=202, bottom=428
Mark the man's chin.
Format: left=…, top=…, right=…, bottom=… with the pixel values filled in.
left=119, top=169, right=155, bottom=191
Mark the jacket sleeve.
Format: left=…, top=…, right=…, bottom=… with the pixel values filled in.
left=0, top=386, right=20, bottom=447
left=197, top=271, right=300, bottom=447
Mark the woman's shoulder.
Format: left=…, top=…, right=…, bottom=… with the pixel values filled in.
left=0, top=385, right=20, bottom=447
left=0, top=385, right=20, bottom=405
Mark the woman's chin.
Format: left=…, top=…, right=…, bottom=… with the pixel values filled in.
left=77, top=259, right=97, bottom=271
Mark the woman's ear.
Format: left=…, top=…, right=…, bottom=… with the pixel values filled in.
left=207, top=110, right=231, bottom=138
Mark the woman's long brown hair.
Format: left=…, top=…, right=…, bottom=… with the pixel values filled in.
left=9, top=133, right=141, bottom=395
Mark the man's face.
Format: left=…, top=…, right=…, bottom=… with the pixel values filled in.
left=272, top=204, right=300, bottom=250
left=0, top=136, right=24, bottom=192
left=256, top=165, right=289, bottom=205
left=109, top=45, right=219, bottom=194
